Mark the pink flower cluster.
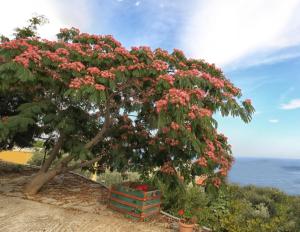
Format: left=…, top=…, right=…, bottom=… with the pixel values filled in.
left=87, top=67, right=101, bottom=75
left=66, top=43, right=86, bottom=56
left=128, top=63, right=145, bottom=71
left=69, top=75, right=94, bottom=88
left=218, top=156, right=231, bottom=176
left=115, top=47, right=131, bottom=57
left=170, top=122, right=180, bottom=130
left=188, top=105, right=212, bottom=119
left=100, top=70, right=115, bottom=79
left=178, top=62, right=187, bottom=68
left=190, top=89, right=206, bottom=99
left=60, top=61, right=85, bottom=72
left=13, top=56, right=30, bottom=67
left=117, top=65, right=126, bottom=72
left=98, top=53, right=115, bottom=60
left=206, top=139, right=215, bottom=153
left=155, top=88, right=190, bottom=113
left=131, top=46, right=153, bottom=58
left=158, top=74, right=175, bottom=85
left=13, top=46, right=41, bottom=67
left=82, top=75, right=95, bottom=85
left=225, top=82, right=240, bottom=96
left=69, top=77, right=83, bottom=89
left=69, top=75, right=105, bottom=91
left=55, top=48, right=69, bottom=56
left=195, top=175, right=208, bottom=186
left=202, top=72, right=224, bottom=88
left=176, top=69, right=200, bottom=77
left=173, top=48, right=185, bottom=58
left=197, top=157, right=207, bottom=167
left=154, top=48, right=172, bottom=60
left=151, top=60, right=168, bottom=71
left=95, top=84, right=106, bottom=91
left=168, top=88, right=190, bottom=106
left=155, top=99, right=168, bottom=113
left=1, top=39, right=29, bottom=49
left=74, top=33, right=100, bottom=42
left=222, top=92, right=233, bottom=99
left=41, top=51, right=68, bottom=63
left=212, top=177, right=221, bottom=188
left=203, top=139, right=219, bottom=163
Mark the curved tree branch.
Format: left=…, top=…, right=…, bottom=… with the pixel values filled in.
left=39, top=133, right=65, bottom=173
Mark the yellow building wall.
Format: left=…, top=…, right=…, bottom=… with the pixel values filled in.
left=0, top=151, right=32, bottom=164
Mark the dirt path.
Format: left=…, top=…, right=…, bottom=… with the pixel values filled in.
left=0, top=195, right=168, bottom=232
left=0, top=162, right=171, bottom=232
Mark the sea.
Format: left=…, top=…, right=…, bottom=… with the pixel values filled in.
left=228, top=157, right=300, bottom=196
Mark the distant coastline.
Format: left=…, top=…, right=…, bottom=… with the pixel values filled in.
left=229, top=157, right=300, bottom=195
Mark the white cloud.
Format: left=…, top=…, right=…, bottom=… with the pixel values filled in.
left=180, top=0, right=300, bottom=68
left=269, top=119, right=279, bottom=123
left=135, top=1, right=141, bottom=6
left=0, top=0, right=92, bottom=40
left=281, top=99, right=300, bottom=110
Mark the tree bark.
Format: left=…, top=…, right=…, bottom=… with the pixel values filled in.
left=23, top=155, right=103, bottom=195
left=23, top=168, right=61, bottom=195
left=24, top=102, right=111, bottom=195
left=84, top=102, right=111, bottom=149
left=39, top=134, right=65, bottom=173
left=65, top=155, right=103, bottom=172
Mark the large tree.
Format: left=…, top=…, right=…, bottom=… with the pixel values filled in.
left=0, top=24, right=254, bottom=195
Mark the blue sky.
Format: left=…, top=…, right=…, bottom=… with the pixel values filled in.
left=1, top=0, right=300, bottom=158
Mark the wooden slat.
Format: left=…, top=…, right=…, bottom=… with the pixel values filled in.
left=108, top=204, right=140, bottom=219
left=140, top=208, right=160, bottom=218
left=143, top=203, right=161, bottom=210
left=110, top=189, right=161, bottom=201
left=108, top=204, right=160, bottom=221
left=110, top=196, right=140, bottom=209
left=110, top=196, right=161, bottom=210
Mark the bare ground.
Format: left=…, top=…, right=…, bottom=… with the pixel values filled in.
left=0, top=162, right=173, bottom=232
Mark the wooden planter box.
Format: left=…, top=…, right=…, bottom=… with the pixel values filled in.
left=108, top=182, right=161, bottom=221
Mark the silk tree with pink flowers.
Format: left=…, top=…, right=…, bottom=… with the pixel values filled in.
left=0, top=18, right=254, bottom=195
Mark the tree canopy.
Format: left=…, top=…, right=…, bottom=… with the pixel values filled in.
left=0, top=24, right=254, bottom=194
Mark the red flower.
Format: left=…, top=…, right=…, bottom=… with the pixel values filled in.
left=135, top=184, right=148, bottom=192
left=178, top=209, right=184, bottom=216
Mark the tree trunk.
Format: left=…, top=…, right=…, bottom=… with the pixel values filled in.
left=23, top=168, right=61, bottom=195
left=40, top=134, right=65, bottom=173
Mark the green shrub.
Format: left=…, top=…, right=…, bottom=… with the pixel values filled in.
left=97, top=169, right=140, bottom=187
left=150, top=179, right=300, bottom=232
left=27, top=150, right=44, bottom=166
left=148, top=171, right=186, bottom=212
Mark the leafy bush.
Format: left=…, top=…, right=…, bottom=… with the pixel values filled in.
left=97, top=169, right=140, bottom=187
left=148, top=171, right=187, bottom=211
left=153, top=179, right=300, bottom=232
left=27, top=150, right=44, bottom=166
